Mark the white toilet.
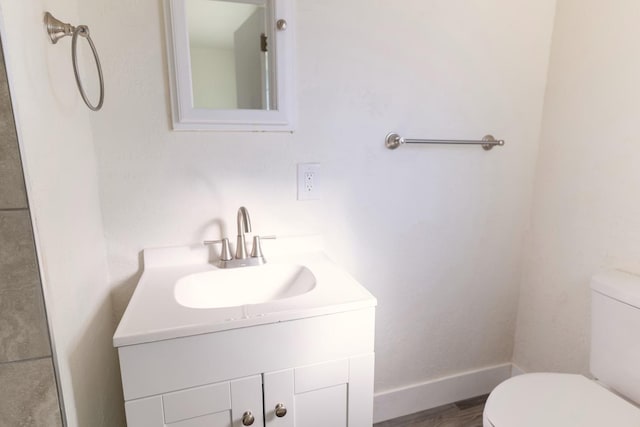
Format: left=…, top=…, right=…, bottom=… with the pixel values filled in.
left=483, top=270, right=640, bottom=426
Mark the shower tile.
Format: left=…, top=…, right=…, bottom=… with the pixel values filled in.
left=0, top=45, right=27, bottom=210
left=0, top=285, right=51, bottom=363
left=0, top=358, right=62, bottom=427
left=0, top=211, right=50, bottom=362
left=0, top=211, right=39, bottom=290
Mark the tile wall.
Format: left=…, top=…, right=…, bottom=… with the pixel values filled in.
left=0, top=40, right=63, bottom=426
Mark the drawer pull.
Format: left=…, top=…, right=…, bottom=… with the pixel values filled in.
left=275, top=403, right=287, bottom=418
left=242, top=411, right=255, bottom=426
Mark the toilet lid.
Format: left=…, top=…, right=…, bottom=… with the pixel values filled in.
left=484, top=373, right=640, bottom=427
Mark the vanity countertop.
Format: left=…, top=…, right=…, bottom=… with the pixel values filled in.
left=113, top=237, right=377, bottom=347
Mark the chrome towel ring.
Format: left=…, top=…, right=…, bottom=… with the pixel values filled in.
left=44, top=12, right=104, bottom=111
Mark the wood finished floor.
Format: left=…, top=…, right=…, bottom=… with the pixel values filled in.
left=373, top=394, right=488, bottom=427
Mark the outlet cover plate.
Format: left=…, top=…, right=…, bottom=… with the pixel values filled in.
left=297, top=163, right=320, bottom=200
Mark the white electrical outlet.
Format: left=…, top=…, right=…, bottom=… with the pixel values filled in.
left=297, top=163, right=321, bottom=200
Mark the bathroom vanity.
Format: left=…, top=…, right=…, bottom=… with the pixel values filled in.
left=113, top=239, right=376, bottom=427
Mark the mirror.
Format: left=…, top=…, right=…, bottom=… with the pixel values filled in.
left=187, top=0, right=274, bottom=110
left=164, top=0, right=295, bottom=131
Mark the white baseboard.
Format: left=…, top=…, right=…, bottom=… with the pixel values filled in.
left=373, top=363, right=513, bottom=423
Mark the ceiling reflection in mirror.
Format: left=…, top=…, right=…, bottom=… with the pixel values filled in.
left=186, top=0, right=276, bottom=111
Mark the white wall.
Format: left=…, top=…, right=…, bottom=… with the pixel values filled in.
left=11, top=0, right=639, bottom=420
left=0, top=1, right=124, bottom=426
left=82, top=0, right=556, bottom=413
left=514, top=0, right=640, bottom=374
left=0, top=0, right=562, bottom=423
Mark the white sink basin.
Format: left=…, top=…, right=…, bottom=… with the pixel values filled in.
left=113, top=240, right=378, bottom=347
left=174, top=264, right=316, bottom=309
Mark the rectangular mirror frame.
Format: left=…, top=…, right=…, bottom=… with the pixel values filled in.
left=164, top=0, right=295, bottom=132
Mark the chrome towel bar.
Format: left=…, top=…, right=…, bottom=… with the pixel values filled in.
left=385, top=132, right=505, bottom=151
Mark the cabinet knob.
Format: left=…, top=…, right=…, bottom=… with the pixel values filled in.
left=276, top=19, right=287, bottom=31
left=275, top=403, right=287, bottom=418
left=242, top=411, right=255, bottom=426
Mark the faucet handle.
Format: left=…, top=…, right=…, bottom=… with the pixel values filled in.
left=203, top=238, right=233, bottom=261
left=250, top=235, right=276, bottom=258
left=250, top=236, right=263, bottom=258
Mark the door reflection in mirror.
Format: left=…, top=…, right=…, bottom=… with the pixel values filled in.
left=186, top=0, right=275, bottom=110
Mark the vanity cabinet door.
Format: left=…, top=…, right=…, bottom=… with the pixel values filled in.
left=168, top=412, right=231, bottom=427
left=294, top=383, right=348, bottom=427
left=264, top=369, right=295, bottom=427
left=263, top=363, right=349, bottom=427
left=264, top=363, right=347, bottom=427
left=125, top=396, right=165, bottom=427
left=263, top=354, right=374, bottom=427
left=292, top=358, right=349, bottom=427
left=230, top=375, right=264, bottom=427
left=124, top=375, right=263, bottom=427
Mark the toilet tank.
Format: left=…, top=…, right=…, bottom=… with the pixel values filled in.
left=590, top=270, right=640, bottom=405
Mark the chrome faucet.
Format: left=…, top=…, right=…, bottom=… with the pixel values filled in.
left=235, top=206, right=251, bottom=260
left=203, top=206, right=274, bottom=268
